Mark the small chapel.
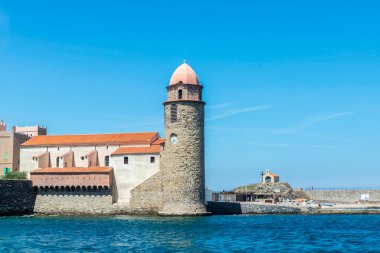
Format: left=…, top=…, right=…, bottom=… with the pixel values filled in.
left=262, top=170, right=280, bottom=184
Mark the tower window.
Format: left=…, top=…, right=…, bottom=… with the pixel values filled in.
left=171, top=104, right=177, bottom=123
left=150, top=157, right=155, bottom=164
left=56, top=157, right=59, bottom=168
left=124, top=157, right=129, bottom=164
left=105, top=156, right=110, bottom=166
left=178, top=89, right=183, bottom=99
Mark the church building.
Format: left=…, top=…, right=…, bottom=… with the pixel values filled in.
left=262, top=170, right=280, bottom=184
left=20, top=62, right=208, bottom=216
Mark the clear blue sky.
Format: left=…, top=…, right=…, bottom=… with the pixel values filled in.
left=1, top=1, right=379, bottom=190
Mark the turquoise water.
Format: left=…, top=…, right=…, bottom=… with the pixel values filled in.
left=1, top=215, right=380, bottom=252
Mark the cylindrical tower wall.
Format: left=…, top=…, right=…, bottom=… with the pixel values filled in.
left=159, top=101, right=207, bottom=215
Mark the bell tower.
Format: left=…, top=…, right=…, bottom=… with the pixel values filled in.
left=159, top=62, right=208, bottom=215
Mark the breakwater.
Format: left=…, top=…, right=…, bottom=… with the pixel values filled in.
left=0, top=180, right=36, bottom=215
left=207, top=201, right=301, bottom=214
left=3, top=182, right=380, bottom=216
left=305, top=190, right=380, bottom=203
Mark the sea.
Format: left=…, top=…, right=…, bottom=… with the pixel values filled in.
left=1, top=214, right=380, bottom=252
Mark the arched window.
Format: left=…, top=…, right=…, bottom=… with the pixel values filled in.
left=178, top=89, right=183, bottom=99
left=105, top=156, right=110, bottom=166
left=56, top=157, right=59, bottom=168
left=171, top=104, right=177, bottom=123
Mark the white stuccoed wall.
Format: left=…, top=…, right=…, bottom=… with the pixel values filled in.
left=112, top=153, right=160, bottom=203
left=20, top=144, right=160, bottom=204
left=20, top=146, right=121, bottom=172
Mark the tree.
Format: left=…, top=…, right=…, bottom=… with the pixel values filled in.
left=0, top=171, right=28, bottom=180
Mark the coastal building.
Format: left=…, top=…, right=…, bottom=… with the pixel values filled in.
left=15, top=125, right=47, bottom=137
left=262, top=170, right=280, bottom=184
left=20, top=62, right=208, bottom=215
left=21, top=132, right=162, bottom=203
left=0, top=121, right=46, bottom=176
left=211, top=170, right=293, bottom=204
left=213, top=182, right=296, bottom=204
left=212, top=191, right=237, bottom=202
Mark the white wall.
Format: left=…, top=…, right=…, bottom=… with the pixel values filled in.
left=20, top=145, right=145, bottom=172
left=20, top=144, right=160, bottom=204
left=112, top=153, right=160, bottom=203
left=20, top=146, right=50, bottom=175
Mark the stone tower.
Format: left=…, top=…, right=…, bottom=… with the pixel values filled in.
left=159, top=62, right=208, bottom=215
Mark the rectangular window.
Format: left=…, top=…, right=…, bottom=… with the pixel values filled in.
left=170, top=104, right=177, bottom=123
left=150, top=157, right=155, bottom=164
left=4, top=152, right=8, bottom=161
left=124, top=157, right=129, bottom=164
left=105, top=156, right=110, bottom=166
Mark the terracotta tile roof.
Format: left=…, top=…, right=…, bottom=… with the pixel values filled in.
left=112, top=145, right=161, bottom=155
left=152, top=138, right=165, bottom=145
left=22, top=132, right=159, bottom=147
left=30, top=167, right=112, bottom=174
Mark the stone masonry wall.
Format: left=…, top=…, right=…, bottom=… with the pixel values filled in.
left=160, top=101, right=207, bottom=215
left=0, top=180, right=36, bottom=215
left=34, top=188, right=114, bottom=215
left=305, top=190, right=380, bottom=203
left=167, top=84, right=202, bottom=101
left=129, top=171, right=163, bottom=215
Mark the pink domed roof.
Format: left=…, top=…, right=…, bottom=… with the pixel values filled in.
left=169, top=62, right=199, bottom=85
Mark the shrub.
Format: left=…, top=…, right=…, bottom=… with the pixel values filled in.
left=0, top=171, right=28, bottom=180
